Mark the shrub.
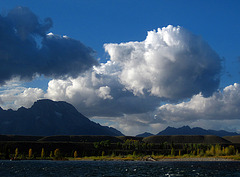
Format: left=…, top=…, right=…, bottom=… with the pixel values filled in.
left=227, top=145, right=235, bottom=155
left=41, top=148, right=45, bottom=159
left=50, top=151, right=53, bottom=158
left=54, top=149, right=61, bottom=159
left=199, top=149, right=205, bottom=157
left=15, top=148, right=18, bottom=158
left=28, top=148, right=32, bottom=159
left=215, top=144, right=222, bottom=156
left=171, top=148, right=175, bottom=156
left=111, top=152, right=116, bottom=157
left=74, top=151, right=78, bottom=158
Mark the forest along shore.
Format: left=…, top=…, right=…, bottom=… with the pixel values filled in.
left=0, top=135, right=240, bottom=161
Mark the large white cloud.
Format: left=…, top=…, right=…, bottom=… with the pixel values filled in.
left=104, top=25, right=221, bottom=100
left=156, top=83, right=240, bottom=123
left=0, top=80, right=44, bottom=110
left=45, top=62, right=161, bottom=117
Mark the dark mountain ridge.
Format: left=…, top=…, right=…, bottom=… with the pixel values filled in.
left=136, top=132, right=154, bottom=137
left=157, top=125, right=239, bottom=137
left=135, top=126, right=239, bottom=137
left=0, top=99, right=123, bottom=136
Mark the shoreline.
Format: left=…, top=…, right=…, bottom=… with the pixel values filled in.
left=151, top=157, right=236, bottom=161
left=5, top=155, right=240, bottom=162
left=72, top=156, right=239, bottom=162
left=4, top=157, right=238, bottom=162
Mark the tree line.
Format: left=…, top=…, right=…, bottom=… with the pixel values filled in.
left=0, top=140, right=239, bottom=160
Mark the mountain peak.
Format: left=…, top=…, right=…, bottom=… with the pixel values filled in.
left=165, top=126, right=174, bottom=130
left=0, top=99, right=123, bottom=136
left=30, top=99, right=80, bottom=115
left=165, top=126, right=191, bottom=131
left=32, top=99, right=73, bottom=109
left=181, top=125, right=191, bottom=129
left=136, top=132, right=154, bottom=137
left=157, top=126, right=239, bottom=137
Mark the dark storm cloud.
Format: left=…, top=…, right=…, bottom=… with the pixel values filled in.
left=0, top=7, right=97, bottom=85
left=6, top=6, right=52, bottom=39
left=40, top=34, right=97, bottom=78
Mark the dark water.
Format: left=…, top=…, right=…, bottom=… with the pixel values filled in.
left=0, top=160, right=240, bottom=177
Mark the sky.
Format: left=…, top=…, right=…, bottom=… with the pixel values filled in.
left=0, top=0, right=240, bottom=135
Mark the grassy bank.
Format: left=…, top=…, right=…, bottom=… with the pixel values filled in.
left=68, top=154, right=240, bottom=161
left=4, top=152, right=240, bottom=161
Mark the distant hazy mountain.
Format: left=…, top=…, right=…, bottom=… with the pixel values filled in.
left=0, top=99, right=124, bottom=136
left=157, top=126, right=239, bottom=137
left=136, top=132, right=154, bottom=137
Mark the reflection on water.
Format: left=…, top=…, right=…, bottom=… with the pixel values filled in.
left=0, top=160, right=240, bottom=176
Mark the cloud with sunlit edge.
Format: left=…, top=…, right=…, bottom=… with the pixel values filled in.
left=0, top=7, right=98, bottom=85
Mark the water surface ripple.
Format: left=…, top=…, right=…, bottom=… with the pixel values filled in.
left=0, top=160, right=240, bottom=176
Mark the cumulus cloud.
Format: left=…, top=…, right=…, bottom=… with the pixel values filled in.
left=105, top=83, right=240, bottom=135
left=97, top=86, right=113, bottom=100
left=156, top=83, right=240, bottom=123
left=104, top=25, right=221, bottom=100
left=45, top=63, right=161, bottom=117
left=14, top=88, right=44, bottom=108
left=0, top=7, right=97, bottom=85
left=0, top=82, right=44, bottom=110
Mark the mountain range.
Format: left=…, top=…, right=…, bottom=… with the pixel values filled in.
left=1, top=99, right=239, bottom=137
left=136, top=132, right=154, bottom=137
left=136, top=126, right=239, bottom=137
left=0, top=99, right=123, bottom=136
